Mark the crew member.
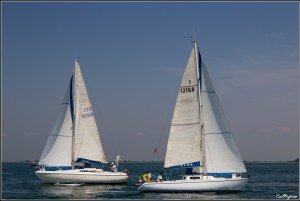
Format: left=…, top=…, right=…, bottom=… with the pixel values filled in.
left=157, top=172, right=163, bottom=182
left=110, top=162, right=117, bottom=173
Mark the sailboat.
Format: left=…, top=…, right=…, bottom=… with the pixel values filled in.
left=35, top=60, right=129, bottom=184
left=138, top=38, right=248, bottom=192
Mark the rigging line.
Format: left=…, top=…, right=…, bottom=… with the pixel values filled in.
left=167, top=170, right=173, bottom=181
left=202, top=64, right=233, bottom=134
left=83, top=68, right=118, bottom=159
left=152, top=47, right=189, bottom=159
left=152, top=100, right=173, bottom=160
left=205, top=129, right=214, bottom=174
left=48, top=78, right=72, bottom=136
left=202, top=90, right=215, bottom=93
left=152, top=78, right=180, bottom=160
left=92, top=98, right=118, bottom=158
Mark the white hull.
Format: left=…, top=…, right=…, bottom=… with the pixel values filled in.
left=35, top=169, right=129, bottom=184
left=138, top=178, right=248, bottom=192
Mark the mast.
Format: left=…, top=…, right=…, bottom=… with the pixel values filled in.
left=194, top=39, right=207, bottom=175
left=71, top=113, right=75, bottom=169
left=71, top=59, right=78, bottom=170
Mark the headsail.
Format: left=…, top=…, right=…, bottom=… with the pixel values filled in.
left=38, top=77, right=73, bottom=170
left=200, top=57, right=246, bottom=176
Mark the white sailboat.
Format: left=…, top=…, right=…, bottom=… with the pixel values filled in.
left=35, top=60, right=129, bottom=184
left=138, top=38, right=248, bottom=192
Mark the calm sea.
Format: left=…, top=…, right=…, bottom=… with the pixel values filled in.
left=2, top=162, right=299, bottom=200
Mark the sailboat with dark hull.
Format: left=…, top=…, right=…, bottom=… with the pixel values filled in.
left=138, top=38, right=248, bottom=192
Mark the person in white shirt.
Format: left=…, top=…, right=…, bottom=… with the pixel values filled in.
left=157, top=172, right=163, bottom=182
left=110, top=162, right=117, bottom=173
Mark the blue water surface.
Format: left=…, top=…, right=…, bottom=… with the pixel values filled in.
left=2, top=162, right=299, bottom=199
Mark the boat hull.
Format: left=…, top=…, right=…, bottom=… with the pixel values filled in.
left=138, top=178, right=248, bottom=192
left=35, top=169, right=129, bottom=184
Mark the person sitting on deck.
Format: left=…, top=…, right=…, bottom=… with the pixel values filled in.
left=110, top=162, right=117, bottom=173
left=157, top=172, right=163, bottom=182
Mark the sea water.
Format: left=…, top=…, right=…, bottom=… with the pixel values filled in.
left=2, top=162, right=299, bottom=199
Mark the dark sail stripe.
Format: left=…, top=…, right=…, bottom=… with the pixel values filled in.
left=198, top=51, right=202, bottom=92
left=69, top=74, right=74, bottom=123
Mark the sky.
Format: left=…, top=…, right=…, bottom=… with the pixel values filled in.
left=2, top=1, right=299, bottom=162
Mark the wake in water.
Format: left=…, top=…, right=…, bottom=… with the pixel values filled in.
left=54, top=183, right=84, bottom=186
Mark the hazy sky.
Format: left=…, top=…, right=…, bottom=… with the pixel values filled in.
left=2, top=2, right=299, bottom=162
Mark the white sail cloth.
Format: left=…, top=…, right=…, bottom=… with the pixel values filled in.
left=38, top=60, right=106, bottom=169
left=39, top=81, right=73, bottom=169
left=164, top=48, right=201, bottom=168
left=164, top=43, right=246, bottom=176
left=72, top=61, right=106, bottom=163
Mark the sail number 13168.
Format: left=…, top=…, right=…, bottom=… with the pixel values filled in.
left=180, top=86, right=195, bottom=94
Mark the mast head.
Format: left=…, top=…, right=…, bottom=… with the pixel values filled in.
left=191, top=30, right=198, bottom=48
left=76, top=57, right=80, bottom=64
left=192, top=29, right=196, bottom=42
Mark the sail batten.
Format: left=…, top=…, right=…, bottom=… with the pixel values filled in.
left=204, top=132, right=231, bottom=135
left=171, top=122, right=200, bottom=126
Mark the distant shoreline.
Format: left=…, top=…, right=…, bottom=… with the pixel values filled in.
left=2, top=160, right=299, bottom=164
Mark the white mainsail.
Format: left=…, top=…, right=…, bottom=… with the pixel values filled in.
left=164, top=42, right=246, bottom=176
left=38, top=60, right=106, bottom=169
left=164, top=48, right=201, bottom=168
